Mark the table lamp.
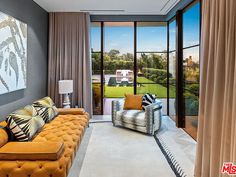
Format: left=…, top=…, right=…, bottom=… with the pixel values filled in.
left=58, top=80, right=73, bottom=108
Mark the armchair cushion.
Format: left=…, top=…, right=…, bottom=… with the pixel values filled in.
left=116, top=110, right=146, bottom=126
left=0, top=142, right=64, bottom=160
left=123, top=94, right=143, bottom=110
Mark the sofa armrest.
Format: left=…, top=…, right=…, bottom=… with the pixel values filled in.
left=0, top=142, right=64, bottom=160
left=112, top=99, right=124, bottom=123
left=58, top=108, right=86, bottom=115
left=145, top=100, right=163, bottom=135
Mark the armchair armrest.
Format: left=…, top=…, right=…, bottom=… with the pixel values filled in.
left=0, top=142, right=64, bottom=160
left=58, top=108, right=86, bottom=115
left=112, top=99, right=124, bottom=123
left=145, top=100, right=162, bottom=112
left=145, top=100, right=163, bottom=135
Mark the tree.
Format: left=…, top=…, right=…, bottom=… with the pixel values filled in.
left=92, top=53, right=100, bottom=74
left=109, top=49, right=120, bottom=60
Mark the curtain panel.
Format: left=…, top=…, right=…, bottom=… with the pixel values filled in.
left=48, top=12, right=92, bottom=116
left=195, top=0, right=236, bottom=177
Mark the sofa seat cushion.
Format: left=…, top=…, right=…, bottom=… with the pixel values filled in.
left=0, top=113, right=89, bottom=177
left=116, top=110, right=146, bottom=126
left=0, top=142, right=64, bottom=160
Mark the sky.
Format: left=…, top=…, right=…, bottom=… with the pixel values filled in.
left=91, top=2, right=200, bottom=56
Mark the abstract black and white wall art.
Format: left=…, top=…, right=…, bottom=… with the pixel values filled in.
left=0, top=11, right=27, bottom=95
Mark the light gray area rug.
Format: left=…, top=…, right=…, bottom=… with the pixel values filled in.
left=155, top=116, right=196, bottom=177
left=68, top=116, right=196, bottom=177
left=79, top=122, right=176, bottom=177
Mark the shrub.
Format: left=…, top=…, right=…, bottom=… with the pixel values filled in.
left=108, top=77, right=117, bottom=86
left=142, top=68, right=170, bottom=85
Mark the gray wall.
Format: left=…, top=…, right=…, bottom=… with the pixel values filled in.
left=0, top=0, right=48, bottom=120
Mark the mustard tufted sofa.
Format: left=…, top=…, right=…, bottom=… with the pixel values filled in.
left=0, top=108, right=89, bottom=177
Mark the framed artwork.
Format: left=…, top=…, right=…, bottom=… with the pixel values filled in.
left=0, top=11, right=27, bottom=95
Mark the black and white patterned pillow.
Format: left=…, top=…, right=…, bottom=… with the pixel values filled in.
left=32, top=97, right=58, bottom=123
left=6, top=105, right=45, bottom=141
left=142, top=93, right=156, bottom=110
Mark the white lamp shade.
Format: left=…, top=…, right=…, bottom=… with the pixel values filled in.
left=58, top=80, right=73, bottom=94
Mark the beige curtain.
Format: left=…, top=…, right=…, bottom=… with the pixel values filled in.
left=195, top=0, right=236, bottom=177
left=48, top=12, right=92, bottom=116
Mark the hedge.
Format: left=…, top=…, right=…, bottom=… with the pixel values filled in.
left=142, top=68, right=172, bottom=86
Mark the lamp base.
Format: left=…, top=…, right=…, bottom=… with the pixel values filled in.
left=63, top=94, right=71, bottom=108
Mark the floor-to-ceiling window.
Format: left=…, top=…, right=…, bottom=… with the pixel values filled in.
left=103, top=22, right=134, bottom=98
left=103, top=22, right=134, bottom=114
left=91, top=21, right=168, bottom=115
left=136, top=22, right=168, bottom=115
left=166, top=0, right=200, bottom=140
left=182, top=1, right=200, bottom=139
left=168, top=19, right=177, bottom=120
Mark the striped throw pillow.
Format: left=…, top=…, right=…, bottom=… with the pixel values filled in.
left=142, top=93, right=156, bottom=110
left=6, top=105, right=45, bottom=141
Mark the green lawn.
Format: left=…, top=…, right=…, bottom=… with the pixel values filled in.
left=104, top=77, right=176, bottom=98
left=137, top=77, right=155, bottom=83
left=104, top=86, right=133, bottom=98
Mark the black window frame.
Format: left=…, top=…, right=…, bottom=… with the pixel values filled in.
left=91, top=21, right=169, bottom=115
left=90, top=0, right=201, bottom=123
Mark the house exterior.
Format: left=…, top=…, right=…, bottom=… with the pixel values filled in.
left=116, top=70, right=133, bottom=84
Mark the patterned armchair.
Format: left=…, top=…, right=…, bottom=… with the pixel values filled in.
left=112, top=99, right=162, bottom=135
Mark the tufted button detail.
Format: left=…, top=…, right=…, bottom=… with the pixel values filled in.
left=0, top=114, right=89, bottom=177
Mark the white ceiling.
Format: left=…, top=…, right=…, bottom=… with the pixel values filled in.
left=33, top=0, right=180, bottom=15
